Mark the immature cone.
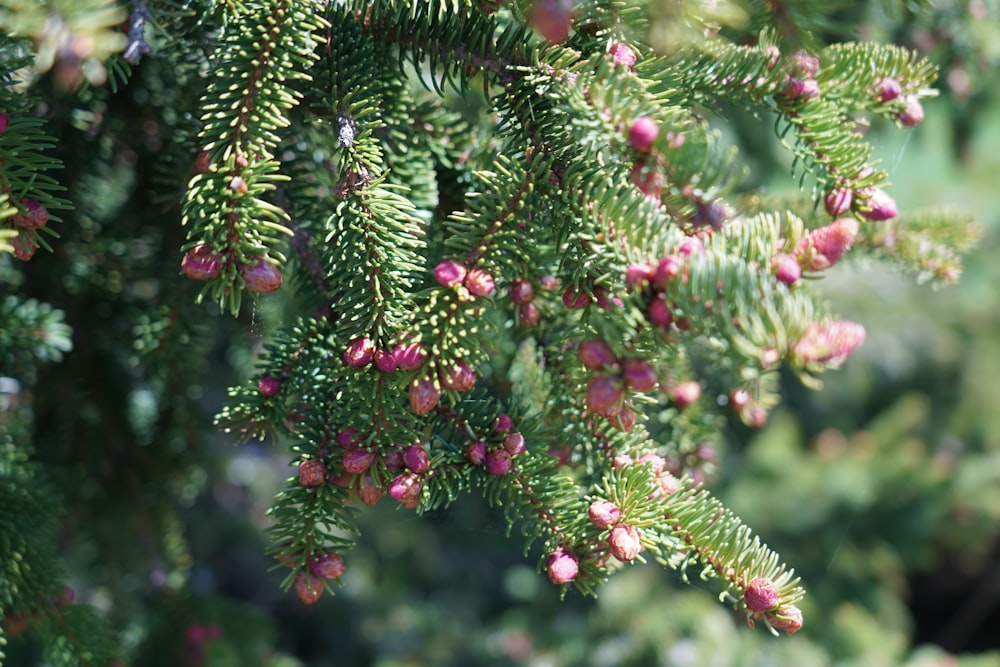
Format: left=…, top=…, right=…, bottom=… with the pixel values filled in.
left=897, top=95, right=924, bottom=127
left=298, top=459, right=326, bottom=488
left=628, top=116, right=658, bottom=152
left=11, top=232, right=39, bottom=261
left=294, top=572, right=324, bottom=604
left=795, top=217, right=859, bottom=271
left=358, top=474, right=383, bottom=506
left=310, top=552, right=346, bottom=580
left=546, top=549, right=579, bottom=585
left=441, top=360, right=476, bottom=392
left=588, top=500, right=621, bottom=529
left=562, top=286, right=591, bottom=309
left=861, top=189, right=898, bottom=221
left=766, top=605, right=803, bottom=634
left=393, top=342, right=428, bottom=370
left=464, top=267, right=495, bottom=297
left=631, top=162, right=663, bottom=197
left=409, top=377, right=441, bottom=414
left=465, top=440, right=487, bottom=465
left=793, top=320, right=866, bottom=366
left=374, top=348, right=398, bottom=372
left=875, top=77, right=902, bottom=102
left=404, top=444, right=431, bottom=474
left=11, top=198, right=49, bottom=230
left=654, top=255, right=681, bottom=290
left=344, top=337, right=376, bottom=367
left=608, top=43, right=636, bottom=69
left=258, top=376, right=281, bottom=397
left=586, top=375, right=624, bottom=418
left=434, top=259, right=467, bottom=288
left=791, top=49, right=820, bottom=78
left=781, top=77, right=819, bottom=101
left=824, top=188, right=853, bottom=217
left=744, top=577, right=779, bottom=612
left=485, top=448, right=513, bottom=475
left=342, top=448, right=375, bottom=475
left=529, top=0, right=572, bottom=43
left=495, top=414, right=514, bottom=432
left=772, top=254, right=801, bottom=286
left=389, top=472, right=423, bottom=508
left=241, top=258, right=282, bottom=292
left=502, top=432, right=526, bottom=455
left=671, top=381, right=701, bottom=409
left=0, top=112, right=9, bottom=134
left=622, top=358, right=657, bottom=392
left=509, top=278, right=534, bottom=304
left=517, top=301, right=540, bottom=328
left=610, top=406, right=636, bottom=432
left=195, top=150, right=212, bottom=173
left=578, top=338, right=617, bottom=370
left=648, top=293, right=673, bottom=328
left=625, top=262, right=655, bottom=289
left=181, top=245, right=223, bottom=280
left=608, top=524, right=643, bottom=562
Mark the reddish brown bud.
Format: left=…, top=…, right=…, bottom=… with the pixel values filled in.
left=824, top=188, right=853, bottom=217
left=562, top=286, right=592, bottom=309
left=181, top=246, right=223, bottom=281
left=744, top=577, right=779, bottom=612
left=625, top=262, right=656, bottom=289
left=336, top=428, right=360, bottom=447
left=622, top=358, right=657, bottom=392
left=404, top=444, right=431, bottom=473
left=0, top=112, right=9, bottom=134
left=791, top=49, right=820, bottom=78
left=11, top=198, right=48, bottom=230
left=495, top=414, right=514, bottom=432
left=342, top=448, right=375, bottom=475
left=393, top=342, right=428, bottom=371
left=610, top=406, right=636, bottom=432
left=344, top=337, right=376, bottom=367
left=517, top=301, right=540, bottom=328
left=195, top=150, right=212, bottom=173
left=11, top=231, right=39, bottom=261
left=654, top=255, right=681, bottom=290
left=897, top=95, right=924, bottom=127
left=795, top=217, right=859, bottom=271
left=374, top=348, right=398, bottom=372
left=608, top=524, right=643, bottom=562
left=671, top=381, right=701, bottom=409
left=298, top=459, right=326, bottom=487
left=294, top=572, right=323, bottom=604
left=876, top=77, right=902, bottom=102
left=509, top=278, right=534, bottom=304
left=586, top=375, right=625, bottom=418
left=579, top=339, right=617, bottom=370
left=588, top=500, right=621, bottom=529
left=441, top=360, right=476, bottom=392
left=486, top=448, right=513, bottom=475
left=464, top=267, right=495, bottom=297
left=310, top=553, right=346, bottom=580
left=530, top=0, right=572, bottom=43
left=389, top=472, right=423, bottom=507
left=465, top=441, right=487, bottom=465
left=359, top=474, right=383, bottom=506
left=547, top=549, right=579, bottom=584
left=409, top=377, right=441, bottom=415
left=766, top=605, right=803, bottom=634
left=502, top=432, right=526, bottom=455
left=631, top=162, right=663, bottom=197
left=241, top=258, right=282, bottom=293
left=648, top=293, right=673, bottom=328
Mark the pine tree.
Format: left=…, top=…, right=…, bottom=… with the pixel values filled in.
left=0, top=0, right=980, bottom=663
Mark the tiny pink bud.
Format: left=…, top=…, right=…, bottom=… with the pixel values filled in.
left=608, top=524, right=643, bottom=562
left=586, top=375, right=625, bottom=418
left=383, top=448, right=405, bottom=469
left=744, top=577, right=779, bottom=612
left=389, top=472, right=423, bottom=507
left=671, top=381, right=701, bottom=409
left=393, top=342, right=428, bottom=371
left=539, top=275, right=558, bottom=290
left=485, top=448, right=512, bottom=475
left=517, top=301, right=540, bottom=328
left=772, top=254, right=801, bottom=286
left=11, top=231, right=39, bottom=261
left=791, top=49, right=820, bottom=78
left=546, top=550, right=579, bottom=585
left=258, top=376, right=281, bottom=397
left=374, top=348, right=398, bottom=372
left=628, top=116, right=659, bottom=153
left=359, top=474, right=383, bottom=506
left=344, top=337, right=376, bottom=367
left=11, top=198, right=48, bottom=230
left=181, top=245, right=223, bottom=281
left=781, top=77, right=819, bottom=101
left=342, top=447, right=375, bottom=475
left=622, top=358, right=657, bottom=392
left=530, top=0, right=572, bottom=43
left=625, top=262, right=656, bottom=289
left=861, top=190, right=897, bottom=221
left=631, top=162, right=663, bottom=197
left=824, top=188, right=853, bottom=217
left=594, top=286, right=623, bottom=310
left=654, top=255, right=682, bottom=290
left=648, top=293, right=673, bottom=328
left=766, top=605, right=803, bottom=634
left=435, top=259, right=467, bottom=288
left=793, top=320, right=866, bottom=366
left=579, top=339, right=618, bottom=370
left=310, top=553, right=346, bottom=580
left=677, top=238, right=704, bottom=257
left=294, top=571, right=323, bottom=604
left=502, top=432, right=526, bottom=455
left=465, top=441, right=487, bottom=465
left=562, top=286, right=592, bottom=309
left=509, top=278, right=534, bottom=304
left=241, top=258, right=282, bottom=293
left=612, top=454, right=633, bottom=468
left=464, top=267, right=495, bottom=297
left=796, top=217, right=859, bottom=271
left=409, top=377, right=441, bottom=414
left=764, top=45, right=780, bottom=70
left=637, top=454, right=665, bottom=474
left=298, top=459, right=326, bottom=488
left=588, top=500, right=621, bottom=529
left=441, top=359, right=476, bottom=392
left=608, top=43, right=636, bottom=69
left=896, top=95, right=924, bottom=127
left=404, top=444, right=431, bottom=473
left=495, top=414, right=514, bottom=433
left=336, top=428, right=360, bottom=447
left=876, top=77, right=902, bottom=102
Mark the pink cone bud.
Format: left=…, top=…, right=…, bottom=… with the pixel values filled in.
left=11, top=231, right=39, bottom=261
left=623, top=358, right=657, bottom=392
left=608, top=43, right=636, bottom=69
left=793, top=320, right=866, bottom=366
left=547, top=550, right=578, bottom=584
left=628, top=116, right=658, bottom=152
left=594, top=286, right=623, bottom=310
left=465, top=440, right=487, bottom=465
left=485, top=448, right=512, bottom=475
left=795, top=217, right=859, bottom=271
left=745, top=577, right=779, bottom=612
left=241, top=258, right=282, bottom=293
left=764, top=45, right=780, bottom=70
left=12, top=198, right=48, bottom=230
left=389, top=472, right=423, bottom=507
left=509, top=278, right=534, bottom=303
left=336, top=428, right=360, bottom=447
left=637, top=453, right=665, bottom=474
left=562, top=286, right=591, bottom=309
left=359, top=474, right=383, bottom=506
left=766, top=605, right=803, bottom=634
left=464, top=267, right=495, bottom=297
left=383, top=448, right=405, bottom=469
left=897, top=95, right=924, bottom=127
left=393, top=342, right=428, bottom=371
left=503, top=432, right=526, bottom=455
left=631, top=162, right=663, bottom=197
left=588, top=500, right=621, bottom=529
left=610, top=406, right=636, bottom=432
left=310, top=552, right=346, bottom=580
left=530, top=0, right=572, bottom=43
left=824, top=188, right=853, bottom=217
left=876, top=77, right=902, bottom=102
left=298, top=459, right=326, bottom=488
left=791, top=49, right=820, bottom=78
left=517, top=301, right=540, bottom=328
left=441, top=359, right=476, bottom=392
left=861, top=190, right=897, bottom=221
left=671, top=381, right=701, bottom=409
left=648, top=293, right=673, bottom=328
left=608, top=524, right=643, bottom=562
left=258, top=376, right=281, bottom=397
left=404, top=444, right=431, bottom=473
left=781, top=77, right=819, bottom=101
left=654, top=255, right=681, bottom=289
left=344, top=337, right=376, bottom=367
left=342, top=448, right=375, bottom=475
left=579, top=339, right=617, bottom=370
left=294, top=572, right=323, bottom=604
left=435, top=259, right=467, bottom=288
left=409, top=377, right=441, bottom=414
left=495, top=414, right=514, bottom=433
left=772, top=253, right=801, bottom=286
left=625, top=262, right=655, bottom=289
left=181, top=246, right=223, bottom=281
left=612, top=454, right=633, bottom=468
left=374, top=348, right=398, bottom=372
left=586, top=375, right=625, bottom=418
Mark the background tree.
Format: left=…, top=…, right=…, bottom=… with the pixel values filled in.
left=1, top=1, right=997, bottom=665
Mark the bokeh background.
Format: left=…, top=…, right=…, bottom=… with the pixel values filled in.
left=3, top=2, right=1000, bottom=665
